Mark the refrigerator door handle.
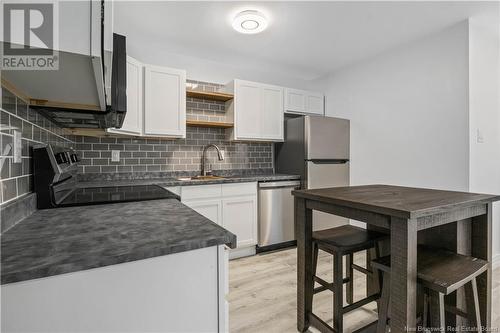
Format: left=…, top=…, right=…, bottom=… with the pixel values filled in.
left=307, top=159, right=349, bottom=164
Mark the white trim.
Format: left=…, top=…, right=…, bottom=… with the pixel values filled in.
left=493, top=253, right=500, bottom=270
left=229, top=246, right=256, bottom=260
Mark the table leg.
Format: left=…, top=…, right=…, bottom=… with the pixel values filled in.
left=366, top=225, right=390, bottom=297
left=471, top=203, right=492, bottom=330
left=295, top=197, right=313, bottom=332
left=390, top=217, right=418, bottom=332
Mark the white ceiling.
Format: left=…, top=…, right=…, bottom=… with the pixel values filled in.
left=114, top=1, right=499, bottom=80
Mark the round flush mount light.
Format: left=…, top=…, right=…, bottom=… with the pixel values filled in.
left=232, top=10, right=268, bottom=34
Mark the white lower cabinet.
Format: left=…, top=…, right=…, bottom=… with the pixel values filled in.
left=1, top=246, right=228, bottom=333
left=183, top=198, right=222, bottom=225
left=222, top=196, right=257, bottom=248
left=179, top=182, right=258, bottom=259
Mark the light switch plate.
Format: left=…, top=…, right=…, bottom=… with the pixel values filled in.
left=13, top=130, right=22, bottom=163
left=111, top=150, right=120, bottom=162
left=477, top=128, right=485, bottom=144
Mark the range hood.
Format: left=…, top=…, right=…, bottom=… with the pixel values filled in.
left=1, top=0, right=127, bottom=129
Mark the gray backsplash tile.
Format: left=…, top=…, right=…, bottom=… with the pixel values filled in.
left=1, top=86, right=73, bottom=210
left=1, top=79, right=274, bottom=231
left=75, top=80, right=273, bottom=174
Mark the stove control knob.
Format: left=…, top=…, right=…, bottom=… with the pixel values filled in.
left=70, top=153, right=79, bottom=163
left=55, top=152, right=68, bottom=164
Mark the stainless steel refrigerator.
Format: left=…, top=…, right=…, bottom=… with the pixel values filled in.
left=275, top=115, right=350, bottom=231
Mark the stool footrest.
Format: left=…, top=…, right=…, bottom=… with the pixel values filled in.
left=342, top=293, right=380, bottom=314
left=444, top=304, right=468, bottom=319
left=352, top=263, right=372, bottom=275
left=313, top=276, right=350, bottom=294
left=309, top=313, right=336, bottom=333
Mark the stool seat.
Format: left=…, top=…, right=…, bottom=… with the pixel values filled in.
left=372, top=246, right=488, bottom=294
left=313, top=225, right=388, bottom=254
left=311, top=225, right=388, bottom=333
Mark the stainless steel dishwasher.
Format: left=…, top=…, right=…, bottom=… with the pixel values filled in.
left=257, top=180, right=301, bottom=252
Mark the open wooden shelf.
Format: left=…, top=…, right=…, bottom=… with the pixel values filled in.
left=186, top=120, right=234, bottom=128
left=186, top=89, right=233, bottom=102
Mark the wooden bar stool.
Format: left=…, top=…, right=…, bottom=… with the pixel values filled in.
left=372, top=246, right=488, bottom=333
left=311, top=225, right=389, bottom=333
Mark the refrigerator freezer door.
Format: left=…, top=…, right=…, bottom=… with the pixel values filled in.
left=306, top=161, right=350, bottom=231
left=305, top=116, right=349, bottom=160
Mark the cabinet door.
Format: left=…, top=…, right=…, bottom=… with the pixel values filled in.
left=144, top=65, right=186, bottom=138
left=183, top=199, right=222, bottom=225
left=222, top=195, right=257, bottom=248
left=260, top=84, right=284, bottom=141
left=107, top=56, right=143, bottom=136
left=284, top=88, right=306, bottom=113
left=234, top=80, right=261, bottom=139
left=306, top=93, right=324, bottom=115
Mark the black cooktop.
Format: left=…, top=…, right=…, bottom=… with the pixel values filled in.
left=57, top=185, right=178, bottom=207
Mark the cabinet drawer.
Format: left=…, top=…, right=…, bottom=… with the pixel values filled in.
left=181, top=184, right=222, bottom=200
left=221, top=182, right=256, bottom=197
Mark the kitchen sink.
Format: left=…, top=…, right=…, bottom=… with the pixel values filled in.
left=176, top=175, right=225, bottom=181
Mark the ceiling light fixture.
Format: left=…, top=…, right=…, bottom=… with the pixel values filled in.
left=232, top=10, right=268, bottom=34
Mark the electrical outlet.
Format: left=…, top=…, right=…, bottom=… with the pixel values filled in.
left=13, top=130, right=21, bottom=163
left=111, top=150, right=120, bottom=162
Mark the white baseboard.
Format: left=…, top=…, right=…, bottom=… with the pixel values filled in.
left=229, top=246, right=256, bottom=260
left=493, top=254, right=500, bottom=269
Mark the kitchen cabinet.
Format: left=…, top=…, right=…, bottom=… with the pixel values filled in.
left=222, top=196, right=257, bottom=248
left=144, top=64, right=186, bottom=138
left=108, top=62, right=186, bottom=138
left=107, top=56, right=143, bottom=136
left=225, top=79, right=283, bottom=142
left=183, top=199, right=222, bottom=225
left=284, top=88, right=324, bottom=115
left=178, top=182, right=258, bottom=259
left=1, top=246, right=227, bottom=333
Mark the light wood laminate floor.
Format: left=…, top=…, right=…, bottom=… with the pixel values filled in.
left=229, top=248, right=500, bottom=333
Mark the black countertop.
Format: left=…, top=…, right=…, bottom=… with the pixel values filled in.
left=77, top=173, right=300, bottom=188
left=1, top=199, right=236, bottom=285
left=1, top=173, right=299, bottom=285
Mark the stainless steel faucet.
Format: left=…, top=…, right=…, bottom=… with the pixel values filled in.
left=201, top=144, right=224, bottom=176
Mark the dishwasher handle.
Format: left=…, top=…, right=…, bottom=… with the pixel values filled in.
left=258, top=180, right=301, bottom=188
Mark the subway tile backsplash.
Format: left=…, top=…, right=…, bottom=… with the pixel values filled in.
left=75, top=80, right=273, bottom=174
left=1, top=80, right=273, bottom=201
left=73, top=127, right=273, bottom=174
left=0, top=86, right=72, bottom=211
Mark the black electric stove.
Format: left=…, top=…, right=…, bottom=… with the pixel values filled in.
left=33, top=145, right=177, bottom=209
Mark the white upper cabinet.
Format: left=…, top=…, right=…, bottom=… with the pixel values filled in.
left=225, top=79, right=284, bottom=142
left=261, top=84, right=284, bottom=140
left=107, top=56, right=143, bottom=136
left=144, top=65, right=186, bottom=138
left=284, top=88, right=324, bottom=116
left=108, top=61, right=186, bottom=138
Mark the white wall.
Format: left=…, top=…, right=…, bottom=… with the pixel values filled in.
left=468, top=16, right=500, bottom=262
left=313, top=19, right=500, bottom=261
left=313, top=22, right=470, bottom=191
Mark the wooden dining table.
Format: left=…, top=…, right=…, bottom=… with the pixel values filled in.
left=292, top=184, right=500, bottom=332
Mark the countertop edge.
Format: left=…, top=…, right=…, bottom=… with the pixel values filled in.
left=1, top=234, right=236, bottom=285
